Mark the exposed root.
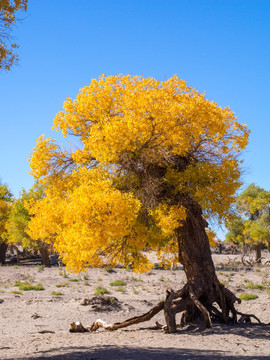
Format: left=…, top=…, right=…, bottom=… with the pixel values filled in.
left=164, top=289, right=177, bottom=333
left=189, top=287, right=212, bottom=328
left=70, top=281, right=261, bottom=334
left=90, top=300, right=164, bottom=332
left=237, top=311, right=261, bottom=324
left=155, top=321, right=166, bottom=330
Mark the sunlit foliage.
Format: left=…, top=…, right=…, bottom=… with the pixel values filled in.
left=6, top=183, right=44, bottom=248
left=0, top=0, right=28, bottom=70
left=28, top=75, right=249, bottom=272
left=226, top=184, right=270, bottom=249
left=0, top=182, right=13, bottom=242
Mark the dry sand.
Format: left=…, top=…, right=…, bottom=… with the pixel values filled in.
left=0, top=253, right=269, bottom=360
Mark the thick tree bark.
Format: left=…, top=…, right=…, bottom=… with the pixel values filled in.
left=174, top=200, right=240, bottom=329
left=255, top=243, right=262, bottom=263
left=38, top=241, right=51, bottom=267
left=0, top=241, right=8, bottom=265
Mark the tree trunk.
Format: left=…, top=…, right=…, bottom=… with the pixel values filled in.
left=0, top=241, right=8, bottom=265
left=174, top=200, right=240, bottom=329
left=87, top=201, right=252, bottom=333
left=255, top=243, right=262, bottom=263
left=38, top=241, right=51, bottom=267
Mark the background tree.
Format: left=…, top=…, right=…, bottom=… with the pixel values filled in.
left=0, top=182, right=13, bottom=264
left=6, top=183, right=51, bottom=266
left=226, top=184, right=270, bottom=263
left=0, top=0, right=28, bottom=70
left=28, top=75, right=250, bottom=331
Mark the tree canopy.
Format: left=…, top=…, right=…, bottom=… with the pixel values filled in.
left=226, top=183, right=270, bottom=260
left=6, top=183, right=44, bottom=248
left=28, top=74, right=249, bottom=272
left=0, top=0, right=28, bottom=70
left=0, top=182, right=13, bottom=240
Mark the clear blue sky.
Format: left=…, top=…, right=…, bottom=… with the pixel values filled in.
left=1, top=0, right=270, bottom=237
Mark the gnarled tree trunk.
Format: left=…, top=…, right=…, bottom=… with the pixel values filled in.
left=175, top=201, right=239, bottom=328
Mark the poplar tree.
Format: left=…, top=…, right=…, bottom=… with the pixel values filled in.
left=28, top=75, right=251, bottom=331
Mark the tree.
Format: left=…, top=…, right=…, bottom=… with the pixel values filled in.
left=28, top=75, right=250, bottom=331
left=0, top=182, right=13, bottom=264
left=0, top=0, right=28, bottom=70
left=226, top=184, right=270, bottom=263
left=6, top=183, right=51, bottom=266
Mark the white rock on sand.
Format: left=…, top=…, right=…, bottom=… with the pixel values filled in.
left=0, top=253, right=269, bottom=359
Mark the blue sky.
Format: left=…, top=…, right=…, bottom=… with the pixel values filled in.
left=1, top=0, right=270, bottom=237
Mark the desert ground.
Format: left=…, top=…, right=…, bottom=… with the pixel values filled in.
left=0, top=252, right=269, bottom=360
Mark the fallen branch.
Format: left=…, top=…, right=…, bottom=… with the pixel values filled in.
left=90, top=300, right=165, bottom=332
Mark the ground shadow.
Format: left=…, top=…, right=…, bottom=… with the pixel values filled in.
left=12, top=345, right=270, bottom=360
left=177, top=323, right=270, bottom=341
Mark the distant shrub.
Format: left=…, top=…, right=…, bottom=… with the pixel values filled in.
left=56, top=282, right=69, bottom=288
left=239, top=293, right=258, bottom=301
left=246, top=282, right=267, bottom=290
left=10, top=290, right=23, bottom=295
left=110, top=280, right=126, bottom=287
left=15, top=281, right=44, bottom=291
left=94, top=286, right=110, bottom=295
left=115, top=286, right=125, bottom=293
left=51, top=291, right=64, bottom=296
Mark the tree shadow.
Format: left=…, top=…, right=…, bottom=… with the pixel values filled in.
left=118, top=322, right=270, bottom=341
left=13, top=345, right=270, bottom=360
left=176, top=323, right=270, bottom=341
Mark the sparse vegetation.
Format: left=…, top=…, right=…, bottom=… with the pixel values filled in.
left=115, top=286, right=125, bottom=293
left=94, top=286, right=110, bottom=295
left=246, top=282, right=268, bottom=290
left=37, top=264, right=45, bottom=272
left=132, top=286, right=139, bottom=294
left=10, top=290, right=23, bottom=295
left=51, top=291, right=64, bottom=296
left=58, top=270, right=67, bottom=278
left=15, top=281, right=44, bottom=291
left=56, top=282, right=69, bottom=288
left=110, top=280, right=126, bottom=287
left=239, top=293, right=258, bottom=301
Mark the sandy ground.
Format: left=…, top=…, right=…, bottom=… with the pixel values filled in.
left=0, top=253, right=270, bottom=360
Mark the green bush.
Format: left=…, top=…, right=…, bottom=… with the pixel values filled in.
left=56, top=282, right=69, bottom=288
left=246, top=282, right=268, bottom=290
left=239, top=293, right=258, bottom=301
left=51, top=291, right=64, bottom=296
left=94, top=286, right=110, bottom=295
left=15, top=281, right=44, bottom=291
left=110, top=280, right=126, bottom=287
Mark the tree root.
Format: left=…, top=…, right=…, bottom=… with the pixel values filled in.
left=90, top=300, right=164, bottom=332
left=237, top=311, right=261, bottom=324
left=69, top=282, right=261, bottom=334
left=189, top=287, right=212, bottom=328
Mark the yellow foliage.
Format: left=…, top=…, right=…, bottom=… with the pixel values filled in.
left=0, top=0, right=28, bottom=70
left=28, top=75, right=249, bottom=272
